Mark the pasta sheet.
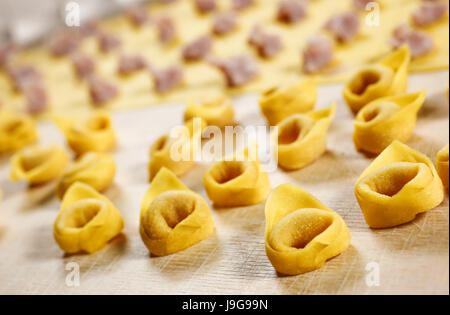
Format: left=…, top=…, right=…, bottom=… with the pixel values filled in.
left=0, top=0, right=448, bottom=116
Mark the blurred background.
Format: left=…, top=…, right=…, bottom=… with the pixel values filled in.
left=0, top=0, right=147, bottom=45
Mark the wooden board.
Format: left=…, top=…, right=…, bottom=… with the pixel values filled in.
left=0, top=71, right=448, bottom=295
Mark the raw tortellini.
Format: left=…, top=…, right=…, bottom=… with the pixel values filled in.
left=0, top=111, right=38, bottom=154
left=355, top=141, right=444, bottom=228
left=58, top=152, right=116, bottom=199
left=140, top=167, right=215, bottom=256
left=343, top=46, right=411, bottom=114
left=54, top=182, right=124, bottom=254
left=265, top=184, right=351, bottom=276
left=259, top=80, right=317, bottom=126
left=276, top=104, right=336, bottom=170
left=353, top=91, right=426, bottom=155
left=10, top=144, right=69, bottom=185
left=56, top=112, right=116, bottom=156
left=203, top=148, right=271, bottom=207
left=149, top=118, right=205, bottom=181
left=436, top=144, right=449, bottom=192
left=184, top=96, right=235, bottom=128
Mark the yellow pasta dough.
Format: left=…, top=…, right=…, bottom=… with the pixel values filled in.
left=203, top=148, right=271, bottom=207
left=1, top=1, right=448, bottom=116
left=353, top=91, right=426, bottom=155
left=437, top=144, right=449, bottom=192
left=0, top=111, right=38, bottom=154
left=184, top=96, right=235, bottom=128
left=149, top=118, right=206, bottom=181
left=265, top=184, right=351, bottom=276
left=140, top=167, right=215, bottom=256
left=355, top=141, right=444, bottom=229
left=10, top=144, right=69, bottom=185
left=343, top=46, right=411, bottom=114
left=276, top=104, right=336, bottom=170
left=259, top=80, right=318, bottom=126
left=55, top=112, right=116, bottom=156
left=53, top=182, right=124, bottom=254
left=58, top=152, right=116, bottom=199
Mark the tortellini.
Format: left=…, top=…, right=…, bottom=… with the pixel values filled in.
left=437, top=144, right=449, bottom=192
left=259, top=80, right=317, bottom=126
left=58, top=152, right=116, bottom=199
left=149, top=118, right=206, bottom=181
left=276, top=104, right=336, bottom=170
left=0, top=111, right=38, bottom=154
left=353, top=91, right=426, bottom=155
left=265, top=184, right=351, bottom=276
left=53, top=182, right=124, bottom=254
left=140, top=167, right=215, bottom=256
left=355, top=141, right=444, bottom=228
left=343, top=45, right=411, bottom=114
left=56, top=112, right=116, bottom=156
left=10, top=144, right=69, bottom=185
left=203, top=148, right=271, bottom=207
left=184, top=96, right=235, bottom=128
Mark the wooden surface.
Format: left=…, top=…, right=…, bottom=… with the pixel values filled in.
left=0, top=71, right=448, bottom=295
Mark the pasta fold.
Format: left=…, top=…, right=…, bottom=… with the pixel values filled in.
left=10, top=144, right=69, bottom=185
left=55, top=112, right=116, bottom=156
left=149, top=118, right=206, bottom=181
left=343, top=46, right=411, bottom=114
left=265, top=184, right=351, bottom=276
left=353, top=91, right=426, bottom=155
left=0, top=111, right=38, bottom=154
left=58, top=152, right=116, bottom=199
left=276, top=104, right=336, bottom=170
left=437, top=144, right=449, bottom=192
left=203, top=148, right=271, bottom=207
left=140, top=168, right=215, bottom=256
left=184, top=96, right=235, bottom=128
left=53, top=182, right=124, bottom=254
left=355, top=141, right=444, bottom=228
left=259, top=80, right=317, bottom=126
